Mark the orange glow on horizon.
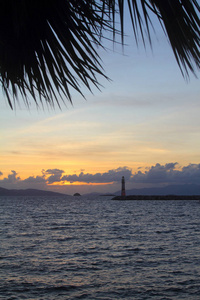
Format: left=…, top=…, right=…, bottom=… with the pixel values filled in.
left=48, top=181, right=114, bottom=186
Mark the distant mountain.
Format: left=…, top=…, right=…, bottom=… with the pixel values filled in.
left=83, top=192, right=116, bottom=197
left=115, top=184, right=200, bottom=196
left=82, top=192, right=102, bottom=197
left=1, top=183, right=200, bottom=198
left=0, top=187, right=68, bottom=197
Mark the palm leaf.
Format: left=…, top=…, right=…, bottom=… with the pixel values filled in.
left=0, top=0, right=199, bottom=109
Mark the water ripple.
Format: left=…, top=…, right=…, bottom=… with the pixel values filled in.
left=0, top=196, right=200, bottom=299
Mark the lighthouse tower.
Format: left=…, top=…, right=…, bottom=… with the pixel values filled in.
left=121, top=176, right=126, bottom=196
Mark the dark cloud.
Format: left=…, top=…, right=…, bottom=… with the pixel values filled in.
left=23, top=175, right=46, bottom=184
left=1, top=164, right=200, bottom=190
left=178, top=164, right=200, bottom=184
left=132, top=163, right=200, bottom=185
left=134, top=163, right=178, bottom=183
left=0, top=170, right=45, bottom=189
left=44, top=169, right=64, bottom=184
left=61, top=167, right=132, bottom=183
left=0, top=167, right=132, bottom=188
left=1, top=170, right=21, bottom=184
left=45, top=169, right=65, bottom=175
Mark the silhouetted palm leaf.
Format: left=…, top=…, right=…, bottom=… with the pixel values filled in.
left=0, top=0, right=199, bottom=109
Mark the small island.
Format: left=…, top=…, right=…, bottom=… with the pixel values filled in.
left=73, top=193, right=81, bottom=196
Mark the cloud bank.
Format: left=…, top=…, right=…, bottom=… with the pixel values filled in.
left=1, top=163, right=200, bottom=191
left=132, top=163, right=200, bottom=185
left=61, top=167, right=132, bottom=183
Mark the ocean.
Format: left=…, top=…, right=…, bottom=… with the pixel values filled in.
left=0, top=196, right=200, bottom=299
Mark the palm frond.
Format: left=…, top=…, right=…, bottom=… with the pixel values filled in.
left=0, top=0, right=199, bottom=109
left=106, top=0, right=200, bottom=76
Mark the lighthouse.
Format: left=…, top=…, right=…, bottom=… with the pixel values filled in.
left=121, top=176, right=126, bottom=196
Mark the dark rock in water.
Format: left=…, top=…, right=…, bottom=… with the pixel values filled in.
left=73, top=193, right=81, bottom=196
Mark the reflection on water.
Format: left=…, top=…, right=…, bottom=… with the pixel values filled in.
left=0, top=196, right=200, bottom=299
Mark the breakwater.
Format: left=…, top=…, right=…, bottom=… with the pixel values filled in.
left=112, top=195, right=200, bottom=200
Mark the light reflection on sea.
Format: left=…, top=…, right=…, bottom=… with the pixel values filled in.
left=0, top=196, right=200, bottom=299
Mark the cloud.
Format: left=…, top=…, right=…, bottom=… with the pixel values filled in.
left=0, top=167, right=132, bottom=191
left=1, top=170, right=21, bottom=184
left=178, top=164, right=200, bottom=184
left=0, top=170, right=45, bottom=189
left=1, top=163, right=200, bottom=191
left=132, top=163, right=200, bottom=185
left=132, top=163, right=178, bottom=183
left=23, top=175, right=46, bottom=184
left=44, top=169, right=64, bottom=184
left=61, top=167, right=132, bottom=183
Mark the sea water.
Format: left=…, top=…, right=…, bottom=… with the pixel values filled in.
left=0, top=196, right=200, bottom=299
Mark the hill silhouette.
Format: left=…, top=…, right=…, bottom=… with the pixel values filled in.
left=1, top=183, right=200, bottom=198
left=0, top=187, right=67, bottom=197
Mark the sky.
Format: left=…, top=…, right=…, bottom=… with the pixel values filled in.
left=1, top=6, right=200, bottom=195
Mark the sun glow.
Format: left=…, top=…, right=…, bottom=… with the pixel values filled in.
left=48, top=181, right=114, bottom=186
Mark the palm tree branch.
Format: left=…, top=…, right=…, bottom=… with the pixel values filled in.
left=0, top=0, right=199, bottom=109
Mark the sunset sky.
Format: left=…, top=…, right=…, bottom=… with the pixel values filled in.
left=1, top=11, right=200, bottom=195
